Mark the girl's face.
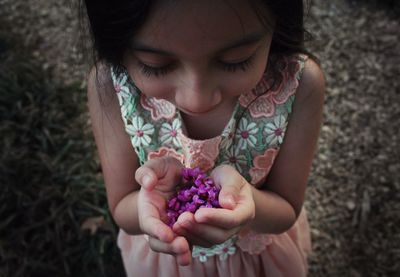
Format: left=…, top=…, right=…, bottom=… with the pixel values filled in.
left=124, top=0, right=274, bottom=117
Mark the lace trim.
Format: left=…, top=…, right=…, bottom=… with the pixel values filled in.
left=191, top=230, right=277, bottom=262
left=192, top=236, right=238, bottom=263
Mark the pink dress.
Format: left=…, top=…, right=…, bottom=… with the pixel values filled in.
left=111, top=54, right=311, bottom=277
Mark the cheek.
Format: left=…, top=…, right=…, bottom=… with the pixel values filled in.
left=221, top=76, right=259, bottom=96
left=220, top=62, right=267, bottom=96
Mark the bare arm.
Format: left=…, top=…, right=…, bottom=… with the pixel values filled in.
left=87, top=65, right=142, bottom=235
left=88, top=66, right=192, bottom=264
left=249, top=58, right=325, bottom=234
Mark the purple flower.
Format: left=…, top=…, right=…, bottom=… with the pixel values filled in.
left=207, top=189, right=217, bottom=201
left=204, top=178, right=214, bottom=186
left=166, top=167, right=221, bottom=227
left=189, top=186, right=198, bottom=194
left=184, top=202, right=197, bottom=213
left=177, top=191, right=190, bottom=202
left=192, top=194, right=205, bottom=205
left=200, top=203, right=213, bottom=209
left=168, top=197, right=178, bottom=209
left=198, top=184, right=208, bottom=195
left=211, top=199, right=220, bottom=207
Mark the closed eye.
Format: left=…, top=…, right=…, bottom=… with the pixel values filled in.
left=137, top=61, right=174, bottom=77
left=218, top=54, right=255, bottom=73
left=136, top=53, right=256, bottom=78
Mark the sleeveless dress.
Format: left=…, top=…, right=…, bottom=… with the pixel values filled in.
left=111, top=54, right=312, bottom=277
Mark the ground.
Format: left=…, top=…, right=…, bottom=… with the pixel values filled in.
left=0, top=0, right=399, bottom=276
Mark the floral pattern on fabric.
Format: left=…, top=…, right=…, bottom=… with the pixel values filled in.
left=249, top=148, right=278, bottom=186
left=235, top=117, right=259, bottom=150
left=159, top=118, right=182, bottom=148
left=147, top=146, right=185, bottom=163
left=264, top=114, right=288, bottom=146
left=222, top=146, right=247, bottom=172
left=112, top=70, right=131, bottom=100
left=110, top=54, right=308, bottom=261
left=179, top=133, right=222, bottom=172
left=125, top=116, right=155, bottom=147
left=192, top=236, right=238, bottom=262
left=239, top=55, right=303, bottom=119
left=239, top=82, right=276, bottom=118
left=272, top=57, right=302, bottom=104
left=112, top=70, right=137, bottom=122
left=140, top=94, right=176, bottom=120
left=219, top=117, right=236, bottom=150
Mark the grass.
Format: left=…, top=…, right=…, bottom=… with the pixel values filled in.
left=0, top=32, right=124, bottom=276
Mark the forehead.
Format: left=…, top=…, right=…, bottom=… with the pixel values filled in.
left=133, top=0, right=270, bottom=56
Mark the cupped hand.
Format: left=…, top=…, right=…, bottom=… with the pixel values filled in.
left=173, top=165, right=255, bottom=248
left=135, top=157, right=192, bottom=265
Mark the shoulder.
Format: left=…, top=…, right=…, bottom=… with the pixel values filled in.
left=295, top=57, right=325, bottom=108
left=87, top=63, right=117, bottom=113
left=86, top=63, right=127, bottom=148
left=87, top=63, right=128, bottom=132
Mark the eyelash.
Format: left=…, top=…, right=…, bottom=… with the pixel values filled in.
left=137, top=55, right=255, bottom=78
left=220, top=55, right=255, bottom=73
left=138, top=62, right=173, bottom=77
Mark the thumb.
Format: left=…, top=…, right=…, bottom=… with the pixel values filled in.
left=219, top=187, right=238, bottom=210
left=211, top=165, right=242, bottom=210
left=135, top=156, right=183, bottom=190
left=135, top=165, right=157, bottom=190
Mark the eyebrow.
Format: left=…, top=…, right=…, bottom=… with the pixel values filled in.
left=131, top=32, right=266, bottom=56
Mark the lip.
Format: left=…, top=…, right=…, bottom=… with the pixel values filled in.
left=178, top=105, right=217, bottom=116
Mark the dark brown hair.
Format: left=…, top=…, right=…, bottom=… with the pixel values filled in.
left=81, top=0, right=314, bottom=71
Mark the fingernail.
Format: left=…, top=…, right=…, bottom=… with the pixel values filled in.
left=142, top=175, right=151, bottom=187
left=226, top=196, right=236, bottom=207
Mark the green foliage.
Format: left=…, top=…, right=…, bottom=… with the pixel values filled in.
left=0, top=33, right=124, bottom=276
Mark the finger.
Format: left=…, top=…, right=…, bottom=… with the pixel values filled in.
left=174, top=212, right=238, bottom=246
left=194, top=202, right=255, bottom=230
left=148, top=236, right=190, bottom=256
left=135, top=157, right=183, bottom=190
left=139, top=190, right=174, bottom=242
left=148, top=236, right=192, bottom=265
left=142, top=215, right=174, bottom=242
left=174, top=223, right=218, bottom=248
left=177, top=217, right=239, bottom=246
left=176, top=251, right=192, bottom=266
left=173, top=213, right=214, bottom=247
left=211, top=165, right=246, bottom=209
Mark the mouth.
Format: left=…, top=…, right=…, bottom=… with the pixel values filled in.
left=178, top=106, right=217, bottom=116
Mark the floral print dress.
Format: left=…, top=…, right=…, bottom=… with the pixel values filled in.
left=111, top=54, right=311, bottom=277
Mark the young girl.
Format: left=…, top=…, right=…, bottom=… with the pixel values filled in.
left=84, top=0, right=325, bottom=276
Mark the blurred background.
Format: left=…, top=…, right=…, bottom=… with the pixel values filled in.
left=0, top=0, right=399, bottom=276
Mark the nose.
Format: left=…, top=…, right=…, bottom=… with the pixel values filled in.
left=174, top=69, right=221, bottom=114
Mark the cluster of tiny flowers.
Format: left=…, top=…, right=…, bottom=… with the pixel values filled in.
left=166, top=167, right=221, bottom=227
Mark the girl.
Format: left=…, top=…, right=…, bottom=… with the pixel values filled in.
left=84, top=0, right=325, bottom=276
